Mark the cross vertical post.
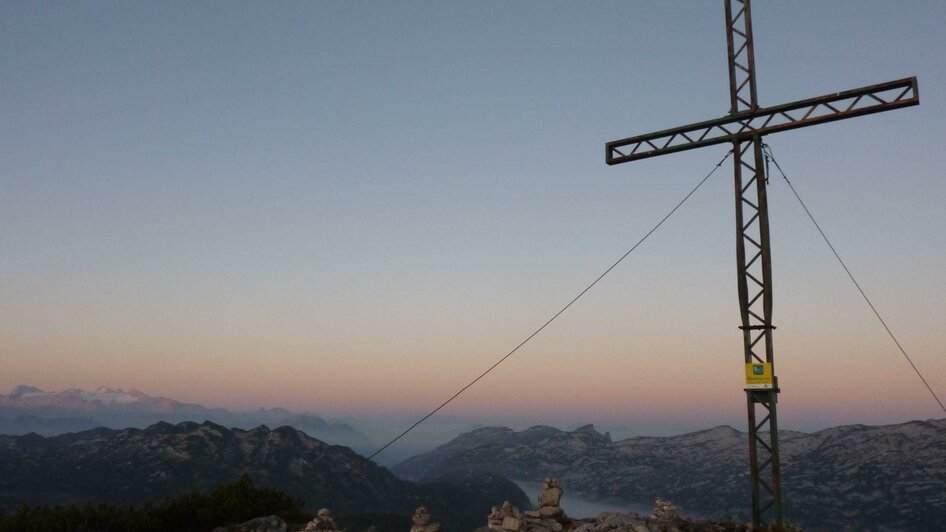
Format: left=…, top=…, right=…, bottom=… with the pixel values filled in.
left=604, top=0, right=918, bottom=527
left=725, top=0, right=783, bottom=526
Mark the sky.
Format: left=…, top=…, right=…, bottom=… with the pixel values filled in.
left=2, top=1, right=945, bottom=438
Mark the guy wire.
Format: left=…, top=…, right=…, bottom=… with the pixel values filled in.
left=352, top=148, right=735, bottom=470
left=763, top=143, right=946, bottom=415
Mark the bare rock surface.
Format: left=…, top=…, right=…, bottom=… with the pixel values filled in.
left=476, top=480, right=779, bottom=532
left=213, top=514, right=287, bottom=532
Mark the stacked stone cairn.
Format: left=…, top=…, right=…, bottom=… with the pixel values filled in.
left=479, top=481, right=776, bottom=532
left=485, top=477, right=571, bottom=531
left=221, top=488, right=797, bottom=532
left=526, top=477, right=567, bottom=522
left=488, top=500, right=526, bottom=531
left=410, top=505, right=441, bottom=532
left=303, top=508, right=340, bottom=531
left=649, top=498, right=679, bottom=522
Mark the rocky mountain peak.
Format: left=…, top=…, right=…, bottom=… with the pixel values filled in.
left=9, top=385, right=45, bottom=399
left=574, top=424, right=611, bottom=443
left=141, top=420, right=178, bottom=435
left=683, top=425, right=742, bottom=440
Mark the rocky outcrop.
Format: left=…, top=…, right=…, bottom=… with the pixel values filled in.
left=478, top=485, right=796, bottom=532
left=226, top=483, right=800, bottom=532
left=410, top=505, right=441, bottom=532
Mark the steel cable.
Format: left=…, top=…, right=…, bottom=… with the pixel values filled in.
left=352, top=149, right=735, bottom=469
left=763, top=143, right=946, bottom=415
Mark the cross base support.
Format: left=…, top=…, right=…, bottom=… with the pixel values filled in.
left=746, top=387, right=783, bottom=527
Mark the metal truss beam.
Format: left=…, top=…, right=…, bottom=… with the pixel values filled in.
left=726, top=0, right=758, bottom=114
left=734, top=136, right=782, bottom=527
left=606, top=77, right=918, bottom=165
left=728, top=2, right=779, bottom=526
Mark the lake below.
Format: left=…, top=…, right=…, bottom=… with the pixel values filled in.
left=512, top=480, right=650, bottom=519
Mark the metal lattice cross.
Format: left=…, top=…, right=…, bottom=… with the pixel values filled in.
left=604, top=1, right=919, bottom=526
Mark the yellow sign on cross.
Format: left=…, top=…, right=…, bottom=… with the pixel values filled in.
left=745, top=363, right=773, bottom=389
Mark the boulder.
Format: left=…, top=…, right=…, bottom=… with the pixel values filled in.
left=303, top=507, right=340, bottom=531
left=411, top=505, right=441, bottom=532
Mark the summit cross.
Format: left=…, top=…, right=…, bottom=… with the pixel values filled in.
left=604, top=1, right=919, bottom=527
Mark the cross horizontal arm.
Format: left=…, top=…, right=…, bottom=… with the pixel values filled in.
left=607, top=77, right=918, bottom=165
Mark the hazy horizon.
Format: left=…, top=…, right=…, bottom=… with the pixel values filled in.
left=4, top=382, right=941, bottom=439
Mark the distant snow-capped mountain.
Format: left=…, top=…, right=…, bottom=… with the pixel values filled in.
left=6, top=384, right=183, bottom=410
left=0, top=385, right=373, bottom=452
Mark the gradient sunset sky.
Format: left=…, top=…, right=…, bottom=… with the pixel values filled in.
left=2, top=1, right=944, bottom=436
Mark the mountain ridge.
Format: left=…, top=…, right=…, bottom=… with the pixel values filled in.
left=0, top=420, right=529, bottom=531
left=393, top=418, right=946, bottom=531
left=0, top=385, right=373, bottom=452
